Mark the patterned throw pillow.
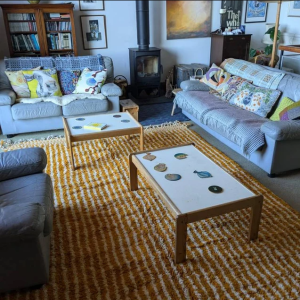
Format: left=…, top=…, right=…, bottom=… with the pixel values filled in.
left=229, top=82, right=281, bottom=117
left=270, top=97, right=294, bottom=121
left=5, top=67, right=42, bottom=99
left=73, top=68, right=107, bottom=94
left=23, top=68, right=62, bottom=98
left=221, top=76, right=250, bottom=102
left=279, top=101, right=300, bottom=120
left=58, top=70, right=81, bottom=95
left=200, top=64, right=232, bottom=92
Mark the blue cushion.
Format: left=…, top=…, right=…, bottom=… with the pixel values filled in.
left=58, top=70, right=81, bottom=95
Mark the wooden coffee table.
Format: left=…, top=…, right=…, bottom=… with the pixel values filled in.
left=63, top=112, right=144, bottom=170
left=129, top=144, right=263, bottom=263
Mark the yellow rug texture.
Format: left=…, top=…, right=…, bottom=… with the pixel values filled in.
left=2, top=123, right=300, bottom=300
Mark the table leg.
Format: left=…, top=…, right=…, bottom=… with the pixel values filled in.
left=140, top=127, right=144, bottom=151
left=279, top=50, right=284, bottom=70
left=175, top=214, right=188, bottom=263
left=68, top=144, right=76, bottom=171
left=171, top=102, right=176, bottom=116
left=248, top=195, right=263, bottom=241
left=129, top=156, right=138, bottom=191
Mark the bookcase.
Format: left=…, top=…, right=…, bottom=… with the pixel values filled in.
left=1, top=4, right=77, bottom=57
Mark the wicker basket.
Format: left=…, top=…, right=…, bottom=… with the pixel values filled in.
left=190, top=68, right=204, bottom=81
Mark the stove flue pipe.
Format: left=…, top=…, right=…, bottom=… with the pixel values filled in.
left=136, top=0, right=150, bottom=50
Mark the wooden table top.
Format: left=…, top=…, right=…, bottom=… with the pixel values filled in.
left=278, top=45, right=300, bottom=53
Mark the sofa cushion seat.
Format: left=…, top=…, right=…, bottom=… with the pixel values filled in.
left=62, top=98, right=109, bottom=116
left=175, top=91, right=268, bottom=155
left=11, top=102, right=62, bottom=120
left=0, top=173, right=54, bottom=236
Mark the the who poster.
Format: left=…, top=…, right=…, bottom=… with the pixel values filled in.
left=221, top=0, right=243, bottom=30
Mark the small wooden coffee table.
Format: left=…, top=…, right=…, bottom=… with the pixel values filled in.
left=129, top=144, right=263, bottom=263
left=63, top=112, right=144, bottom=170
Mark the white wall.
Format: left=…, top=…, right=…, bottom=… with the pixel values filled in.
left=0, top=0, right=220, bottom=83
left=1, top=1, right=298, bottom=82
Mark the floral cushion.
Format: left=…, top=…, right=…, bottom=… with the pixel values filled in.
left=279, top=101, right=300, bottom=120
left=200, top=64, right=232, bottom=92
left=221, top=76, right=250, bottom=102
left=5, top=66, right=42, bottom=99
left=58, top=70, right=81, bottom=95
left=229, top=82, right=281, bottom=117
left=23, top=68, right=62, bottom=98
left=73, top=68, right=107, bottom=94
left=270, top=97, right=294, bottom=121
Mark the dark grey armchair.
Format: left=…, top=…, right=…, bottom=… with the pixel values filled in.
left=0, top=148, right=54, bottom=294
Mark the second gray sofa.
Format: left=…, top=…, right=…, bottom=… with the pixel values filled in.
left=0, top=55, right=122, bottom=137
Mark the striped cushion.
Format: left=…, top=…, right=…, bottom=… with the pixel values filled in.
left=279, top=101, right=300, bottom=120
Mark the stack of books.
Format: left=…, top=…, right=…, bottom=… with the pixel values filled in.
left=83, top=123, right=107, bottom=131
left=9, top=22, right=37, bottom=32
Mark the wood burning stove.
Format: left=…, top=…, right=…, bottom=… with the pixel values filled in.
left=129, top=0, right=161, bottom=99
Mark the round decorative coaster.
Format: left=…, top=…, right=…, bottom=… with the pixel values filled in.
left=72, top=126, right=82, bottom=130
left=174, top=153, right=188, bottom=159
left=76, top=118, right=85, bottom=121
left=165, top=174, right=181, bottom=181
left=121, top=119, right=130, bottom=123
left=113, top=114, right=121, bottom=118
left=154, top=163, right=167, bottom=172
left=194, top=171, right=212, bottom=178
left=208, top=185, right=223, bottom=193
left=143, top=153, right=156, bottom=161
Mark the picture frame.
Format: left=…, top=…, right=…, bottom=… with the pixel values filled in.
left=288, top=1, right=300, bottom=17
left=221, top=0, right=243, bottom=29
left=79, top=0, right=104, bottom=11
left=245, top=1, right=268, bottom=23
left=80, top=15, right=107, bottom=50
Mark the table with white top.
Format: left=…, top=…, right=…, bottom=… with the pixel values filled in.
left=63, top=112, right=144, bottom=170
left=129, top=144, right=263, bottom=263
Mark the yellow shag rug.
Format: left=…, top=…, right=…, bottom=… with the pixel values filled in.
left=2, top=123, right=300, bottom=300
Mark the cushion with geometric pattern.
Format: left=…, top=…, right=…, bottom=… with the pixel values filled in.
left=279, top=101, right=300, bottom=120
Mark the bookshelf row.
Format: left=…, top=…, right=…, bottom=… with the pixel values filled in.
left=11, top=34, right=40, bottom=52
left=46, top=21, right=71, bottom=31
left=9, top=22, right=37, bottom=32
left=47, top=33, right=72, bottom=50
left=8, top=13, right=35, bottom=21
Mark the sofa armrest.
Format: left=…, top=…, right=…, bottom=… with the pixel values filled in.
left=0, top=203, right=45, bottom=242
left=0, top=148, right=47, bottom=182
left=101, top=83, right=122, bottom=97
left=261, top=120, right=300, bottom=141
left=180, top=80, right=210, bottom=91
left=0, top=89, right=16, bottom=105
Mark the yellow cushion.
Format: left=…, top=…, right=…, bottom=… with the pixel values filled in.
left=5, top=67, right=41, bottom=99
left=269, top=97, right=294, bottom=121
left=22, top=68, right=62, bottom=98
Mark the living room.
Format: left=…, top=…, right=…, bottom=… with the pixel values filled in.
left=1, top=0, right=300, bottom=299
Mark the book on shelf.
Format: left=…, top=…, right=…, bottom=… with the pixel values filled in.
left=7, top=13, right=35, bottom=21
left=83, top=123, right=108, bottom=131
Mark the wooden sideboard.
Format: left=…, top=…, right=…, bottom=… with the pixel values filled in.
left=210, top=33, right=252, bottom=66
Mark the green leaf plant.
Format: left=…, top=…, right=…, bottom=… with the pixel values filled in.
left=264, top=26, right=281, bottom=56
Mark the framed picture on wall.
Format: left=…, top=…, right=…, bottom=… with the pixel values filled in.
left=79, top=0, right=104, bottom=11
left=245, top=1, right=268, bottom=23
left=288, top=1, right=300, bottom=16
left=221, top=0, right=243, bottom=29
left=80, top=15, right=107, bottom=49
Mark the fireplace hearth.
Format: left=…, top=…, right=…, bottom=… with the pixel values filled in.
left=129, top=0, right=162, bottom=99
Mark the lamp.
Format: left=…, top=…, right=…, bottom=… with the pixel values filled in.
left=258, top=0, right=291, bottom=68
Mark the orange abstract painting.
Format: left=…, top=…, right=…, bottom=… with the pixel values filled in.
left=167, top=1, right=212, bottom=40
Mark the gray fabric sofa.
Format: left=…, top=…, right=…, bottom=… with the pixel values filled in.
left=0, top=55, right=122, bottom=137
left=175, top=64, right=300, bottom=176
left=0, top=147, right=53, bottom=293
